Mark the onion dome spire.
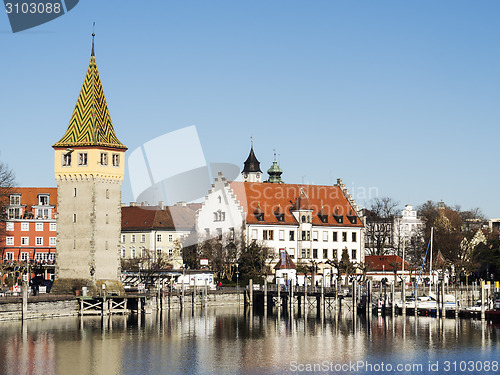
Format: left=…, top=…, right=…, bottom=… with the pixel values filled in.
left=266, top=151, right=283, bottom=183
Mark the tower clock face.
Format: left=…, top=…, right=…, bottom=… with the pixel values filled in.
left=243, top=173, right=248, bottom=179
left=256, top=172, right=261, bottom=179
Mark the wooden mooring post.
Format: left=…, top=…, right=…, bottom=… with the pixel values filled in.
left=304, top=282, right=308, bottom=314
left=391, top=283, right=395, bottom=316
left=264, top=279, right=268, bottom=309
left=249, top=279, right=253, bottom=306
left=352, top=280, right=357, bottom=315
left=402, top=281, right=406, bottom=316
left=481, top=284, right=486, bottom=320
left=22, top=279, right=28, bottom=320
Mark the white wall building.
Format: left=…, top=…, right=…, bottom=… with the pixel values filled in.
left=196, top=147, right=365, bottom=275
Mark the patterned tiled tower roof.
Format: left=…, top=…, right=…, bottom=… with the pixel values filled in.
left=53, top=35, right=126, bottom=150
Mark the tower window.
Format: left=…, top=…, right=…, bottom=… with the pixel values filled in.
left=78, top=153, right=88, bottom=166
left=100, top=152, right=108, bottom=166
left=73, top=188, right=77, bottom=197
left=62, top=153, right=72, bottom=167
left=106, top=189, right=109, bottom=199
left=73, top=214, right=77, bottom=223
left=112, top=154, right=120, bottom=167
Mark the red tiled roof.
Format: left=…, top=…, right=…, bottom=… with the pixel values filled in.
left=9, top=187, right=58, bottom=210
left=121, top=205, right=195, bottom=231
left=365, top=255, right=412, bottom=271
left=228, top=182, right=363, bottom=227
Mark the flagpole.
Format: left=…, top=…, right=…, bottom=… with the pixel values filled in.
left=430, top=227, right=434, bottom=293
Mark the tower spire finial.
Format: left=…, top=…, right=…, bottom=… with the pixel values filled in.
left=91, top=22, right=95, bottom=56
left=250, top=136, right=253, bottom=148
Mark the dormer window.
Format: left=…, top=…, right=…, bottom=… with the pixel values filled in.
left=254, top=205, right=264, bottom=221
left=318, top=208, right=328, bottom=223
left=347, top=210, right=357, bottom=224
left=38, top=195, right=49, bottom=206
left=78, top=152, right=88, bottom=166
left=347, top=215, right=357, bottom=224
left=333, top=214, right=343, bottom=224
left=62, top=153, right=72, bottom=167
left=274, top=206, right=285, bottom=222
left=9, top=194, right=20, bottom=205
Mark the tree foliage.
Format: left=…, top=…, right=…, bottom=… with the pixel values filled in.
left=238, top=240, right=270, bottom=284
left=418, top=200, right=485, bottom=277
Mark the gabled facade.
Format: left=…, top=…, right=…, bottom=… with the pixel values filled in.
left=1, top=188, right=57, bottom=280
left=197, top=148, right=365, bottom=275
left=120, top=203, right=196, bottom=269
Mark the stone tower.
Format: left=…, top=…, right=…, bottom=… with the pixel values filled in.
left=51, top=34, right=127, bottom=295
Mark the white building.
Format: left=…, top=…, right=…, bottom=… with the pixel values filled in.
left=196, top=147, right=364, bottom=275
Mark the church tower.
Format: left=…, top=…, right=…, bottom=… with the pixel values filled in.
left=242, top=142, right=262, bottom=182
left=266, top=152, right=284, bottom=183
left=51, top=34, right=127, bottom=295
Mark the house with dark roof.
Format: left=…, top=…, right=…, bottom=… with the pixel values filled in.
left=196, top=146, right=365, bottom=280
left=120, top=202, right=196, bottom=268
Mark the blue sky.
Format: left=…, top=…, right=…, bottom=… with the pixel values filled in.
left=1, top=1, right=499, bottom=217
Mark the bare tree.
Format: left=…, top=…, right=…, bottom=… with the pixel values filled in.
left=198, top=230, right=242, bottom=281
left=0, top=159, right=15, bottom=260
left=0, top=159, right=15, bottom=219
left=364, top=197, right=399, bottom=256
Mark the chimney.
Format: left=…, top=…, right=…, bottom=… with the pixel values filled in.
left=130, top=202, right=137, bottom=207
left=158, top=201, right=165, bottom=209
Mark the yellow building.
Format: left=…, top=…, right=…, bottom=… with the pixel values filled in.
left=51, top=34, right=127, bottom=295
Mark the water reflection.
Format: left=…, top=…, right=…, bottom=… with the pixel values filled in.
left=0, top=308, right=498, bottom=375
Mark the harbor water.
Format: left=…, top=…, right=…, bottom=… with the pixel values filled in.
left=0, top=307, right=498, bottom=375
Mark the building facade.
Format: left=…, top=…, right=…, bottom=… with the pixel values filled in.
left=364, top=204, right=424, bottom=256
left=120, top=203, right=196, bottom=269
left=1, top=187, right=58, bottom=281
left=197, top=148, right=364, bottom=275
